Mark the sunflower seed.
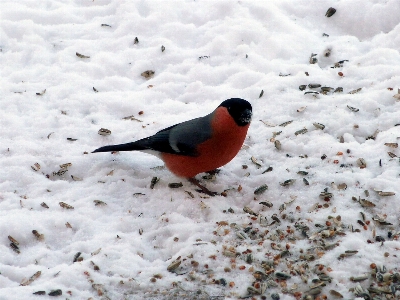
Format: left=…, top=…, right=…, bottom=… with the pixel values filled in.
left=48, top=289, right=62, bottom=296
left=275, top=272, right=291, bottom=280
left=150, top=177, right=159, bottom=189
left=297, top=106, right=307, bottom=112
left=299, top=85, right=307, bottom=91
left=254, top=184, right=268, bottom=195
left=325, top=7, right=336, bottom=17
left=308, top=84, right=321, bottom=89
left=259, top=201, right=273, bottom=208
left=10, top=242, right=20, bottom=253
left=101, top=24, right=111, bottom=27
left=41, top=202, right=49, bottom=208
left=73, top=252, right=81, bottom=262
left=259, top=90, right=264, bottom=98
left=274, top=140, right=281, bottom=150
left=303, top=178, right=309, bottom=185
left=33, top=291, right=46, bottom=295
left=168, top=182, right=183, bottom=188
left=161, top=45, right=165, bottom=52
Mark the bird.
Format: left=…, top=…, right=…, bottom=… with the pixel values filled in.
left=92, top=98, right=252, bottom=195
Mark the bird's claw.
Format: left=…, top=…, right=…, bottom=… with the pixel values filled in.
left=188, top=178, right=218, bottom=197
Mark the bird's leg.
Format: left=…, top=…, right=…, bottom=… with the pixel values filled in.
left=188, top=178, right=218, bottom=196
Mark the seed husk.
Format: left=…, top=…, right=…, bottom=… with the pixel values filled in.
left=8, top=235, right=19, bottom=245
left=59, top=202, right=74, bottom=209
left=98, top=128, right=111, bottom=136
left=356, top=158, right=367, bottom=168
left=303, top=178, right=309, bottom=185
left=141, top=70, right=155, bottom=79
left=347, top=105, right=359, bottom=112
left=76, top=52, right=90, bottom=58
left=313, top=122, right=325, bottom=130
left=94, top=200, right=107, bottom=206
left=262, top=166, right=273, bottom=173
left=329, top=289, right=343, bottom=298
left=299, top=85, right=307, bottom=91
left=243, top=206, right=258, bottom=216
left=348, top=88, right=362, bottom=94
left=274, top=140, right=281, bottom=150
left=297, top=106, right=307, bottom=112
left=334, top=87, right=343, bottom=93
left=20, top=271, right=41, bottom=286
left=167, top=260, right=181, bottom=272
left=388, top=152, right=397, bottom=158
left=251, top=156, right=262, bottom=168
left=384, top=142, right=398, bottom=148
left=295, top=128, right=308, bottom=136
left=279, top=120, right=293, bottom=127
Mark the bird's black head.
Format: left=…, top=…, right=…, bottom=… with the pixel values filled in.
left=219, top=98, right=252, bottom=126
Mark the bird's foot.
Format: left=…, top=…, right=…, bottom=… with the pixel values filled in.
left=188, top=178, right=218, bottom=196
left=205, top=169, right=221, bottom=175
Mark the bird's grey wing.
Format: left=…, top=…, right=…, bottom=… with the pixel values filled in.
left=141, top=113, right=213, bottom=156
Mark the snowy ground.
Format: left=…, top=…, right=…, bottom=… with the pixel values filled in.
left=1, top=0, right=400, bottom=299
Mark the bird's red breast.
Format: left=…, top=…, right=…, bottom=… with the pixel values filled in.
left=161, top=106, right=250, bottom=178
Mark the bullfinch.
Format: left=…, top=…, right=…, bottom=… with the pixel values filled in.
left=92, top=98, right=252, bottom=195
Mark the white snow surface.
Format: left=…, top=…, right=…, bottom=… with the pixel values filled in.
left=1, top=0, right=400, bottom=299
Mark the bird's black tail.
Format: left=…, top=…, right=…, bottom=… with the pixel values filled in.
left=92, top=141, right=147, bottom=153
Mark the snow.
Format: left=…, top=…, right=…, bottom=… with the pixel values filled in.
left=1, top=0, right=400, bottom=299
